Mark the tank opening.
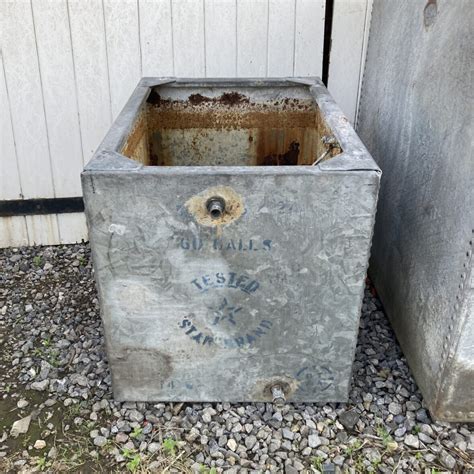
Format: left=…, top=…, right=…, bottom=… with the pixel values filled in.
left=121, top=85, right=342, bottom=166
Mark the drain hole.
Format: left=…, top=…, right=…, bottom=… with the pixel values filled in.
left=206, top=196, right=226, bottom=219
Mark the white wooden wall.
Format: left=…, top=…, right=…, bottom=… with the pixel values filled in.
left=0, top=0, right=371, bottom=248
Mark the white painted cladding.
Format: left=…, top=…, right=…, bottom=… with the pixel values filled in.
left=0, top=0, right=370, bottom=248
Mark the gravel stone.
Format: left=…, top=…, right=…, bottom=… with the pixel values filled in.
left=10, top=416, right=31, bottom=438
left=418, top=432, right=434, bottom=444
left=308, top=434, right=322, bottom=448
left=227, top=439, right=237, bottom=451
left=338, top=409, right=359, bottom=430
left=440, top=451, right=456, bottom=470
left=93, top=436, right=107, bottom=447
left=33, top=440, right=46, bottom=449
left=0, top=244, right=472, bottom=473
left=147, top=442, right=160, bottom=453
left=128, top=409, right=144, bottom=423
left=115, top=432, right=128, bottom=443
left=404, top=434, right=420, bottom=449
left=17, top=399, right=29, bottom=409
left=245, top=435, right=257, bottom=450
left=31, top=380, right=49, bottom=391
left=388, top=402, right=402, bottom=415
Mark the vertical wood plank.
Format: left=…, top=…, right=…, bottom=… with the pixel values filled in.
left=0, top=0, right=54, bottom=198
left=104, top=0, right=141, bottom=119
left=329, top=0, right=372, bottom=123
left=267, top=0, right=296, bottom=77
left=172, top=0, right=205, bottom=77
left=139, top=0, right=174, bottom=77
left=0, top=52, right=22, bottom=200
left=294, top=0, right=325, bottom=77
left=68, top=0, right=112, bottom=162
left=0, top=217, right=29, bottom=249
left=32, top=0, right=84, bottom=197
left=236, top=0, right=268, bottom=77
left=204, top=0, right=236, bottom=77
left=57, top=213, right=88, bottom=244
left=25, top=215, right=60, bottom=246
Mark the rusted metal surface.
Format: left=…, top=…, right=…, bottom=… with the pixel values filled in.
left=82, top=77, right=380, bottom=403
left=122, top=87, right=340, bottom=167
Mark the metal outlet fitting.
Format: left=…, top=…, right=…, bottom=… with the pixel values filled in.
left=271, top=384, right=286, bottom=407
left=206, top=196, right=226, bottom=219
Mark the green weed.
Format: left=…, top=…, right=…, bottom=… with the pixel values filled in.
left=36, top=454, right=52, bottom=471
left=311, top=455, right=324, bottom=471
left=126, top=454, right=141, bottom=472
left=162, top=437, right=178, bottom=457
left=376, top=423, right=393, bottom=449
left=130, top=426, right=143, bottom=439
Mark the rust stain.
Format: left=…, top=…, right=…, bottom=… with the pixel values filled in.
left=188, top=93, right=212, bottom=105
left=185, top=186, right=244, bottom=230
left=218, top=91, right=250, bottom=106
left=121, top=110, right=148, bottom=164
left=121, top=88, right=342, bottom=167
left=259, top=140, right=300, bottom=166
left=252, top=375, right=300, bottom=401
left=110, top=348, right=173, bottom=389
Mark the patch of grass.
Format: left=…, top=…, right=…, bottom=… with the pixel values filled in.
left=126, top=454, right=141, bottom=472
left=78, top=255, right=87, bottom=266
left=412, top=424, right=421, bottom=435
left=121, top=448, right=141, bottom=473
left=33, top=343, right=60, bottom=367
left=376, top=423, right=393, bottom=449
left=311, top=455, right=324, bottom=471
left=162, top=437, right=178, bottom=457
left=22, top=435, right=31, bottom=448
left=344, top=439, right=363, bottom=457
left=36, top=454, right=52, bottom=471
left=371, top=457, right=381, bottom=471
left=130, top=426, right=143, bottom=439
left=41, top=337, right=52, bottom=348
left=66, top=401, right=82, bottom=418
left=199, top=466, right=217, bottom=474
left=33, top=256, right=43, bottom=268
left=354, top=454, right=365, bottom=472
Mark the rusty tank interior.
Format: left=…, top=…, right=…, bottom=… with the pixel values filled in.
left=121, top=84, right=342, bottom=166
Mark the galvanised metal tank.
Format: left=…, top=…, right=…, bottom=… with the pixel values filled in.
left=82, top=78, right=381, bottom=403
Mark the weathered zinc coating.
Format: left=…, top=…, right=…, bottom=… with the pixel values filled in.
left=357, top=1, right=473, bottom=421
left=82, top=78, right=380, bottom=402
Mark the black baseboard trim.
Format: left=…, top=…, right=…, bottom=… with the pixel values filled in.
left=0, top=197, right=84, bottom=217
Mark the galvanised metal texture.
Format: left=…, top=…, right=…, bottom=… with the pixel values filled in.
left=82, top=78, right=380, bottom=402
left=357, top=1, right=473, bottom=421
